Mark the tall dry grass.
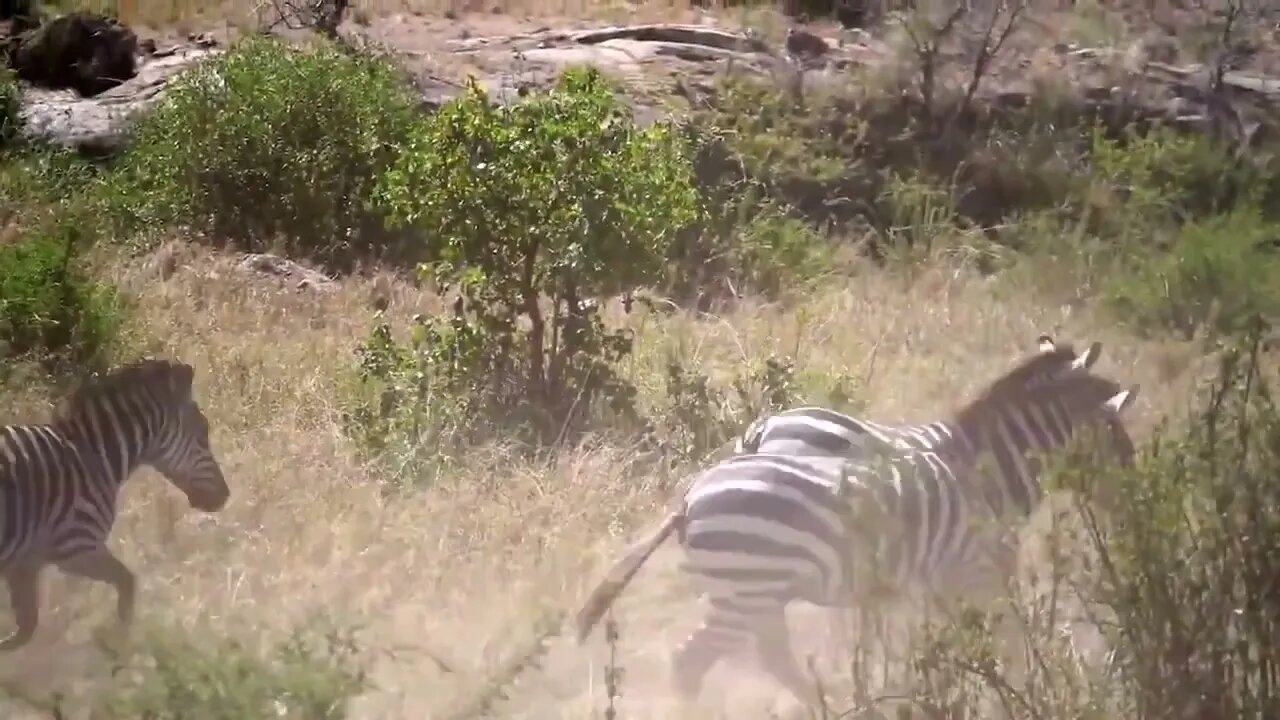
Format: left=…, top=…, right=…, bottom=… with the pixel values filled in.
left=0, top=235, right=1205, bottom=718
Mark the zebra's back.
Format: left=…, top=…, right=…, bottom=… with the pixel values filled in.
left=738, top=405, right=939, bottom=457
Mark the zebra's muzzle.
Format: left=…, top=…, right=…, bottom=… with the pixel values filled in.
left=187, top=478, right=230, bottom=512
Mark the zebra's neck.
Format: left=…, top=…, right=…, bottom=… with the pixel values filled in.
left=56, top=397, right=161, bottom=489
left=932, top=396, right=1077, bottom=513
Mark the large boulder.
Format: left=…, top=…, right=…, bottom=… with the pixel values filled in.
left=7, top=11, right=139, bottom=97
left=0, top=0, right=39, bottom=35
left=0, top=0, right=34, bottom=22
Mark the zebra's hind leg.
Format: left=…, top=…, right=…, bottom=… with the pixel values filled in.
left=755, top=611, right=824, bottom=709
left=56, top=547, right=136, bottom=651
left=0, top=562, right=42, bottom=652
left=671, top=621, right=739, bottom=701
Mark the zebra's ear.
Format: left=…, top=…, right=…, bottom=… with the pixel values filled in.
left=170, top=362, right=195, bottom=401
left=1103, top=385, right=1139, bottom=414
left=1072, top=341, right=1103, bottom=370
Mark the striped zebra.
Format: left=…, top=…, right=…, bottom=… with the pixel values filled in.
left=573, top=347, right=1139, bottom=706
left=0, top=359, right=229, bottom=651
left=735, top=334, right=1102, bottom=459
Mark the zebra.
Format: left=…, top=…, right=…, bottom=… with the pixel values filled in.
left=0, top=359, right=229, bottom=651
left=734, top=334, right=1102, bottom=458
left=573, top=347, right=1139, bottom=707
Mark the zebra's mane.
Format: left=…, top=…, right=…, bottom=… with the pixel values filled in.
left=951, top=346, right=1121, bottom=427
left=57, top=359, right=188, bottom=420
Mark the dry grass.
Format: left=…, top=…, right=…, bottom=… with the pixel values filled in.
left=0, top=234, right=1208, bottom=718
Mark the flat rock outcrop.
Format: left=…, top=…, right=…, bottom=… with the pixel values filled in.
left=3, top=15, right=1278, bottom=157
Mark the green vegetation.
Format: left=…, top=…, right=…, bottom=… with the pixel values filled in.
left=0, top=12, right=1278, bottom=718
left=0, top=218, right=120, bottom=372
left=94, top=623, right=368, bottom=720
left=102, top=36, right=422, bottom=266
left=360, top=68, right=698, bottom=456
left=0, top=68, right=20, bottom=148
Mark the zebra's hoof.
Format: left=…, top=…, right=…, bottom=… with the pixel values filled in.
left=0, top=630, right=34, bottom=653
left=91, top=623, right=133, bottom=659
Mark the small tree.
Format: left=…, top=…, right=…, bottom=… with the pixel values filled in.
left=372, top=67, right=698, bottom=446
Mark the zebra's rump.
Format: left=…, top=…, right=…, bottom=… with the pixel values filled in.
left=681, top=453, right=856, bottom=606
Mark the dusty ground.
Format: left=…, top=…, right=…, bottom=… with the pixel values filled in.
left=0, top=237, right=1206, bottom=718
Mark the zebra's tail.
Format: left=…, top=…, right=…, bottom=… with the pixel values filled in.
left=734, top=415, right=769, bottom=454
left=574, top=505, right=686, bottom=644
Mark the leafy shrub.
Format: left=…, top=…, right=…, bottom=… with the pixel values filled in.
left=0, top=143, right=100, bottom=214
left=650, top=354, right=801, bottom=462
left=1084, top=124, right=1278, bottom=232
left=1076, top=329, right=1280, bottom=719
left=95, top=622, right=368, bottom=720
left=361, top=68, right=698, bottom=452
left=683, top=74, right=870, bottom=230
left=0, top=67, right=20, bottom=147
left=667, top=186, right=834, bottom=303
left=105, top=36, right=421, bottom=268
left=1106, top=207, right=1280, bottom=338
left=0, top=218, right=121, bottom=370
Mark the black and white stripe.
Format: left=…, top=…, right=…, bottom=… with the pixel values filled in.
left=575, top=347, right=1139, bottom=706
left=0, top=359, right=229, bottom=651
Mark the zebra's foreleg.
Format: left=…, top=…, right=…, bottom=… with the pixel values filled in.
left=0, top=562, right=42, bottom=651
left=57, top=547, right=137, bottom=630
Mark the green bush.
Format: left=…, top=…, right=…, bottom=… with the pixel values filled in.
left=1065, top=329, right=1280, bottom=719
left=104, top=36, right=421, bottom=268
left=360, top=67, right=698, bottom=453
left=0, top=219, right=121, bottom=370
left=1084, top=124, right=1279, bottom=233
left=94, top=623, right=368, bottom=720
left=666, top=142, right=835, bottom=303
left=1105, top=207, right=1280, bottom=338
left=0, top=67, right=20, bottom=148
left=0, top=143, right=100, bottom=212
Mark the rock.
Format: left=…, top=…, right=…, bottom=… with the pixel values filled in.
left=17, top=46, right=220, bottom=156
left=785, top=27, right=829, bottom=61
left=835, top=0, right=869, bottom=29
left=7, top=12, right=138, bottom=98
left=0, top=0, right=38, bottom=35
left=236, top=252, right=335, bottom=291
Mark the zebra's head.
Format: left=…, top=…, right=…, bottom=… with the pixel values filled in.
left=1041, top=334, right=1103, bottom=369
left=141, top=361, right=229, bottom=513
left=59, top=360, right=229, bottom=511
left=954, top=350, right=1141, bottom=477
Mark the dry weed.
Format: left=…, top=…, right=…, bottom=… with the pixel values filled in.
left=0, top=236, right=1204, bottom=718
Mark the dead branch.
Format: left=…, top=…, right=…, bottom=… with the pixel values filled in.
left=257, top=0, right=350, bottom=41
left=900, top=1, right=968, bottom=117
left=959, top=0, right=1026, bottom=116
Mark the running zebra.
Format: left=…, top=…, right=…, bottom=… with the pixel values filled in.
left=735, top=334, right=1102, bottom=459
left=0, top=359, right=229, bottom=651
left=574, top=347, right=1138, bottom=706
